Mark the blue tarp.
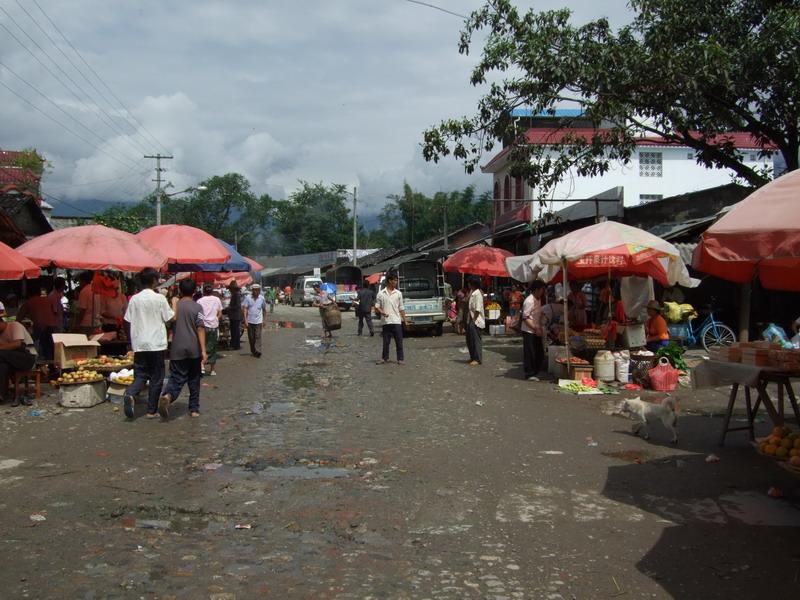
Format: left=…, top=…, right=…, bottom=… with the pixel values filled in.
left=168, top=239, right=250, bottom=273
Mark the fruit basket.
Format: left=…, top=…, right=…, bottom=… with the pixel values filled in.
left=753, top=427, right=800, bottom=461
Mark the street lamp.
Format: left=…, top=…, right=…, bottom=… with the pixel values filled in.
left=156, top=184, right=208, bottom=225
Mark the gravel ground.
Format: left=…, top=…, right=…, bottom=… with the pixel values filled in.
left=0, top=303, right=798, bottom=599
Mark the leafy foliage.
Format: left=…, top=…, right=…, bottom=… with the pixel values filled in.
left=422, top=0, right=800, bottom=198
left=273, top=182, right=354, bottom=254
left=377, top=183, right=492, bottom=247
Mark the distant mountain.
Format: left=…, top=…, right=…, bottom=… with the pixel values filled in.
left=49, top=198, right=138, bottom=218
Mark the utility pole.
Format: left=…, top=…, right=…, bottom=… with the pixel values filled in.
left=352, top=186, right=358, bottom=266
left=144, top=153, right=173, bottom=225
left=443, top=194, right=449, bottom=250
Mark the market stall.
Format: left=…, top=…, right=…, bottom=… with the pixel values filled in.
left=443, top=245, right=513, bottom=333
left=506, top=221, right=698, bottom=377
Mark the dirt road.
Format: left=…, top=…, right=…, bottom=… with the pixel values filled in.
left=1, top=304, right=798, bottom=598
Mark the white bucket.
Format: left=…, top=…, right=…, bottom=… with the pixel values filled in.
left=594, top=351, right=615, bottom=382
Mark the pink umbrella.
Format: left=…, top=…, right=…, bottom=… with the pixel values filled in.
left=137, top=225, right=231, bottom=264
left=693, top=169, right=800, bottom=291
left=0, top=240, right=41, bottom=279
left=17, top=224, right=167, bottom=272
left=443, top=245, right=514, bottom=277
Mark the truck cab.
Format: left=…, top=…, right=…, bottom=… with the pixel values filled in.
left=380, top=258, right=446, bottom=336
left=324, top=265, right=362, bottom=311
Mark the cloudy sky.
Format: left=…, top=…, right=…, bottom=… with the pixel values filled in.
left=0, top=1, right=631, bottom=219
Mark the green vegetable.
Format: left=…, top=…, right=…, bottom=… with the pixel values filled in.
left=656, top=342, right=688, bottom=371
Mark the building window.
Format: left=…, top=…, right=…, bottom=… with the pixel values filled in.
left=503, top=175, right=511, bottom=199
left=686, top=152, right=693, bottom=160
left=514, top=176, right=524, bottom=200
left=503, top=200, right=512, bottom=213
left=639, top=194, right=663, bottom=204
left=493, top=180, right=500, bottom=199
left=749, top=153, right=758, bottom=161
left=639, top=151, right=663, bottom=177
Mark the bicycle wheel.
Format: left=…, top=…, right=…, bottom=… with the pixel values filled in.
left=701, top=323, right=736, bottom=351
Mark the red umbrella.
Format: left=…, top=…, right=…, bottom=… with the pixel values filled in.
left=443, top=245, right=514, bottom=277
left=137, top=225, right=231, bottom=264
left=180, top=271, right=253, bottom=287
left=365, top=272, right=383, bottom=285
left=0, top=240, right=41, bottom=279
left=693, top=169, right=800, bottom=291
left=16, top=224, right=167, bottom=272
left=244, top=256, right=264, bottom=271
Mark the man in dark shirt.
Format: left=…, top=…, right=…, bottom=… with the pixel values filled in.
left=356, top=280, right=376, bottom=337
left=159, top=279, right=207, bottom=420
left=227, top=281, right=243, bottom=350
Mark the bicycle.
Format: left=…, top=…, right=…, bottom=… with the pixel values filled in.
left=668, top=308, right=736, bottom=352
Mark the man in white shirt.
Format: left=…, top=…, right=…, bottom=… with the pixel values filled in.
left=466, top=277, right=486, bottom=366
left=197, top=284, right=223, bottom=375
left=123, top=268, right=174, bottom=419
left=242, top=284, right=268, bottom=358
left=521, top=281, right=547, bottom=381
left=374, top=272, right=408, bottom=365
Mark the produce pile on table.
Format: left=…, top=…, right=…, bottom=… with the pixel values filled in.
left=51, top=370, right=104, bottom=386
left=756, top=427, right=800, bottom=466
left=76, top=353, right=133, bottom=370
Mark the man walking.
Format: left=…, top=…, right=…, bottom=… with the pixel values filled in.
left=374, top=272, right=408, bottom=365
left=355, top=280, right=375, bottom=336
left=466, top=277, right=485, bottom=366
left=159, top=279, right=206, bottom=419
left=197, top=284, right=222, bottom=376
left=522, top=281, right=547, bottom=380
left=242, top=284, right=267, bottom=357
left=123, top=268, right=173, bottom=419
left=227, top=281, right=243, bottom=350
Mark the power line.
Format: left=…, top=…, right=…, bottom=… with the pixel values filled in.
left=31, top=0, right=170, bottom=155
left=0, top=5, right=150, bottom=160
left=0, top=60, right=144, bottom=171
left=0, top=78, right=147, bottom=173
left=404, top=0, right=467, bottom=19
left=12, top=1, right=154, bottom=158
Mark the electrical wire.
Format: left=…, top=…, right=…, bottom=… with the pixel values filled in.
left=0, top=6, right=149, bottom=161
left=12, top=0, right=154, bottom=157
left=0, top=78, right=147, bottom=173
left=403, top=0, right=467, bottom=19
left=31, top=0, right=170, bottom=155
left=0, top=60, right=144, bottom=171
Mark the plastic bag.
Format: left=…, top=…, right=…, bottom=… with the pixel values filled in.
left=648, top=356, right=679, bottom=391
left=614, top=350, right=630, bottom=383
left=762, top=323, right=793, bottom=349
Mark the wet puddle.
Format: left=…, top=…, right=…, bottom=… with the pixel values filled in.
left=266, top=401, right=297, bottom=416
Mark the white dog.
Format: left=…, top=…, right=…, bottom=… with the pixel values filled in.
left=620, top=396, right=679, bottom=444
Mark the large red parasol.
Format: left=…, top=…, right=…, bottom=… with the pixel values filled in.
left=693, top=169, right=800, bottom=291
left=180, top=271, right=253, bottom=287
left=16, top=224, right=167, bottom=272
left=443, top=245, right=514, bottom=277
left=0, top=240, right=41, bottom=279
left=137, top=225, right=231, bottom=264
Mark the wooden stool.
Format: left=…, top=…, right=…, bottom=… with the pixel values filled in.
left=11, top=369, right=42, bottom=401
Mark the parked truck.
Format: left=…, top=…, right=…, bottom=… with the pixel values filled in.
left=324, top=265, right=362, bottom=311
left=378, top=258, right=447, bottom=336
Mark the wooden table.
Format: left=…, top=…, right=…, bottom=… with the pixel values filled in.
left=692, top=360, right=800, bottom=445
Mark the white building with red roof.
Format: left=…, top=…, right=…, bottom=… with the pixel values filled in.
left=481, top=111, right=776, bottom=227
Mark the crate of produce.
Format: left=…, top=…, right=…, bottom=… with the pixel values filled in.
left=667, top=323, right=690, bottom=340
left=568, top=365, right=594, bottom=380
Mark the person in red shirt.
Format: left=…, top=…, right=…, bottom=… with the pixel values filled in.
left=645, top=300, right=670, bottom=351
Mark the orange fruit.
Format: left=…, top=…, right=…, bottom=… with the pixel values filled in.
left=765, top=444, right=778, bottom=456
left=781, top=438, right=794, bottom=449
left=794, top=439, right=800, bottom=449
left=768, top=435, right=782, bottom=446
left=781, top=426, right=793, bottom=437
left=772, top=426, right=784, bottom=437
left=776, top=446, right=790, bottom=458
left=790, top=449, right=800, bottom=457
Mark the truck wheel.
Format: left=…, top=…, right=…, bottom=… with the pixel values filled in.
left=433, top=323, right=443, bottom=336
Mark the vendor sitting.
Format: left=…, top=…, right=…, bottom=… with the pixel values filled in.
left=0, top=311, right=38, bottom=406
left=645, top=300, right=670, bottom=352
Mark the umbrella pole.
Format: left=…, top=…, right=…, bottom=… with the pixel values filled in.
left=563, top=258, right=570, bottom=366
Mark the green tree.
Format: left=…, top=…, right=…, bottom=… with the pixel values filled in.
left=94, top=199, right=155, bottom=233
left=274, top=182, right=353, bottom=254
left=163, top=173, right=275, bottom=255
left=422, top=0, right=800, bottom=197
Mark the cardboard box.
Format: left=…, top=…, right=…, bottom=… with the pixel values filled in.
left=52, top=334, right=100, bottom=369
left=59, top=380, right=106, bottom=408
left=489, top=324, right=506, bottom=336
left=622, top=323, right=646, bottom=349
